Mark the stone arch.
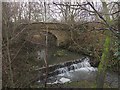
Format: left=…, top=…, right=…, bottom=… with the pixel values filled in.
left=41, top=31, right=59, bottom=46
left=26, top=30, right=58, bottom=46
left=42, top=30, right=70, bottom=46
left=45, top=31, right=58, bottom=46
left=18, top=23, right=70, bottom=46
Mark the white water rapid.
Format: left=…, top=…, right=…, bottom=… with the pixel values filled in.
left=46, top=57, right=98, bottom=84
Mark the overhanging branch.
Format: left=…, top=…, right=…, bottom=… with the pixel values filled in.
left=87, top=2, right=119, bottom=38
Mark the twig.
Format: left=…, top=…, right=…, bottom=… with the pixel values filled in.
left=87, top=2, right=119, bottom=38
left=11, top=40, right=26, bottom=64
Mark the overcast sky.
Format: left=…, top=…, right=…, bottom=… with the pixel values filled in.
left=2, top=0, right=119, bottom=3
left=2, top=0, right=118, bottom=22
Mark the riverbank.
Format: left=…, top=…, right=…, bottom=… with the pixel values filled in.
left=60, top=43, right=119, bottom=73
left=30, top=80, right=110, bottom=88
left=2, top=40, right=118, bottom=88
left=34, top=73, right=118, bottom=88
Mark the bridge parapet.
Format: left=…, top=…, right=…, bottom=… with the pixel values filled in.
left=24, top=22, right=70, bottom=31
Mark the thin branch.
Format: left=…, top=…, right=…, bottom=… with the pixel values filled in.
left=11, top=40, right=26, bottom=64
left=87, top=2, right=119, bottom=38
left=111, top=10, right=120, bottom=15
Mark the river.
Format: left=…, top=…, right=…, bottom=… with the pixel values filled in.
left=32, top=46, right=118, bottom=88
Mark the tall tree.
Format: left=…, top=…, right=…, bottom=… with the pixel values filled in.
left=43, top=2, right=48, bottom=87
left=2, top=3, right=15, bottom=87
left=90, top=1, right=112, bottom=88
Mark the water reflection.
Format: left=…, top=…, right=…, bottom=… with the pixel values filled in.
left=37, top=49, right=45, bottom=60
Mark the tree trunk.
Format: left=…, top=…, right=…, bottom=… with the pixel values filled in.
left=96, top=1, right=112, bottom=88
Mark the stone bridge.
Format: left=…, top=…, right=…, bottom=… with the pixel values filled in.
left=16, top=22, right=105, bottom=46
left=17, top=22, right=71, bottom=46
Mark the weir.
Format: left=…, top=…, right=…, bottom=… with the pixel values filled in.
left=35, top=57, right=98, bottom=84
left=35, top=57, right=97, bottom=74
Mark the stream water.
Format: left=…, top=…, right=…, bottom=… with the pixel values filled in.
left=46, top=57, right=98, bottom=84
left=35, top=47, right=118, bottom=88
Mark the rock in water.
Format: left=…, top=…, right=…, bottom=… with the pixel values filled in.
left=59, top=77, right=70, bottom=83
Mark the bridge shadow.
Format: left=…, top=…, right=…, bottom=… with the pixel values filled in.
left=26, top=31, right=57, bottom=48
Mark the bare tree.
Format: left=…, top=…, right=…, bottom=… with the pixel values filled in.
left=2, top=3, right=14, bottom=87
